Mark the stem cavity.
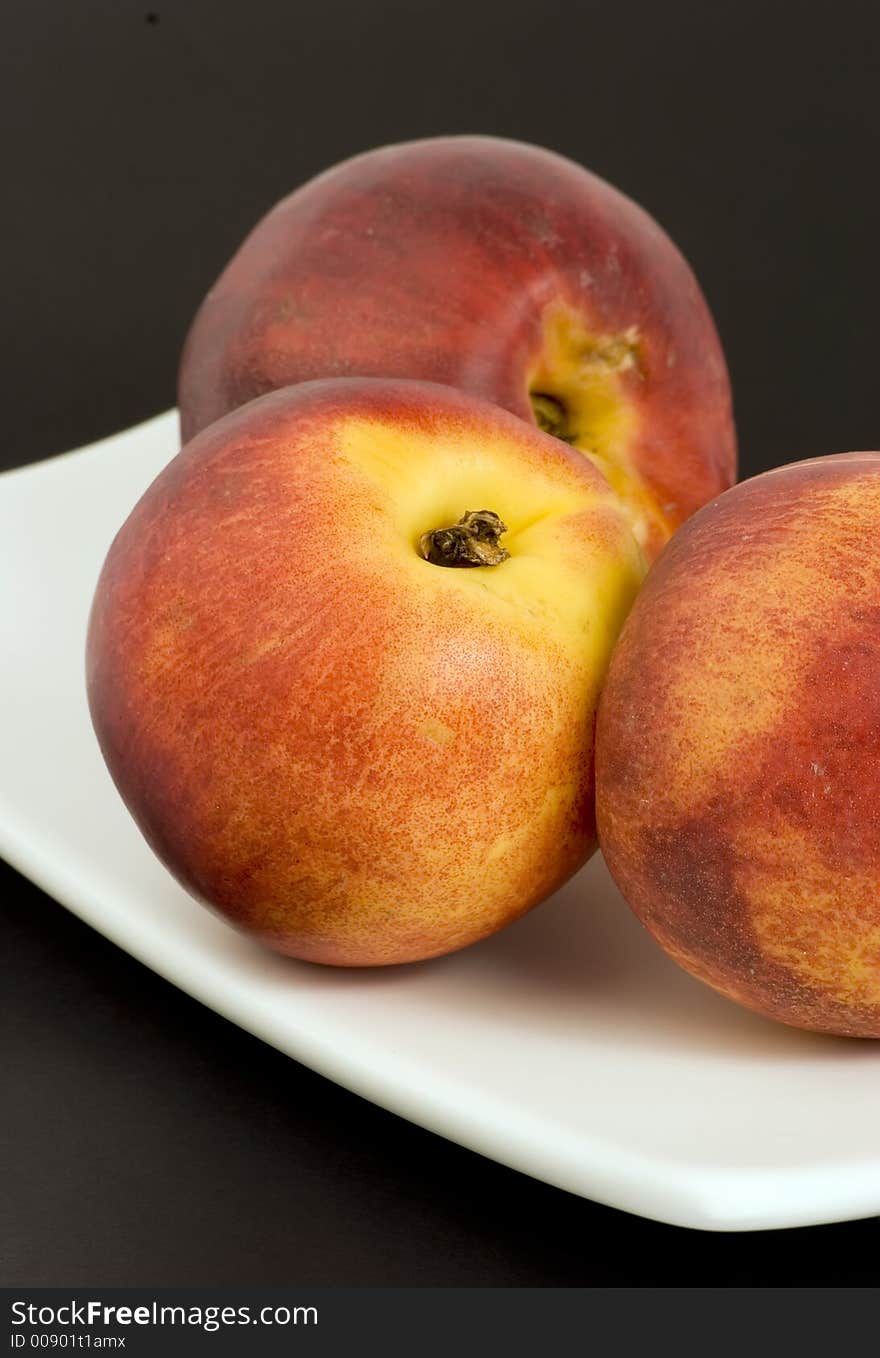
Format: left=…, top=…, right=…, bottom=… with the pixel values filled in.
left=418, top=509, right=510, bottom=568
left=530, top=392, right=576, bottom=444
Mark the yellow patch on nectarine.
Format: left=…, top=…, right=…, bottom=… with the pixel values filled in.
left=734, top=820, right=880, bottom=1008
left=418, top=716, right=457, bottom=746
left=526, top=301, right=666, bottom=553
left=334, top=411, right=645, bottom=678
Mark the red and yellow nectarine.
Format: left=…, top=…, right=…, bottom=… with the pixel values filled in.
left=88, top=378, right=645, bottom=965
left=596, top=452, right=880, bottom=1037
left=179, top=136, right=736, bottom=559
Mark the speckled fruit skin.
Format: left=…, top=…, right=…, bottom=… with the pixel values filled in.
left=596, top=452, right=880, bottom=1037
left=87, top=378, right=644, bottom=966
left=178, top=136, right=735, bottom=559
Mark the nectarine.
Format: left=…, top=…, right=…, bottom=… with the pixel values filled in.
left=179, top=136, right=736, bottom=559
left=88, top=378, right=645, bottom=965
left=596, top=452, right=880, bottom=1036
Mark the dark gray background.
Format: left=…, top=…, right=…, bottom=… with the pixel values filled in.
left=4, top=0, right=880, bottom=1285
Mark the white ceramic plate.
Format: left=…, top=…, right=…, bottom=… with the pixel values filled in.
left=3, top=411, right=880, bottom=1234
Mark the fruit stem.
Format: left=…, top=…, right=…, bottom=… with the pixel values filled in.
left=418, top=510, right=510, bottom=568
